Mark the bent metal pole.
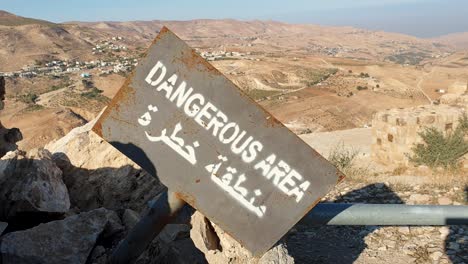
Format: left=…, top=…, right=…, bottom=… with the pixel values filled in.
left=110, top=190, right=186, bottom=264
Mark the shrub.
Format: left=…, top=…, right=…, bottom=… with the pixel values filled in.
left=356, top=86, right=368, bottom=91
left=409, top=114, right=468, bottom=169
left=328, top=143, right=367, bottom=179
left=17, top=93, right=38, bottom=104
left=359, top=72, right=370, bottom=78
left=81, top=87, right=103, bottom=99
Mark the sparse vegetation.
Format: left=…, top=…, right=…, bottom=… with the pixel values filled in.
left=246, top=89, right=281, bottom=100
left=81, top=87, right=105, bottom=100
left=392, top=165, right=408, bottom=175
left=359, top=72, right=370, bottom=78
left=304, top=68, right=338, bottom=86
left=16, top=92, right=39, bottom=104
left=409, top=114, right=468, bottom=169
left=386, top=51, right=430, bottom=65
left=356, top=85, right=368, bottom=91
left=23, top=104, right=44, bottom=112
left=328, top=143, right=368, bottom=179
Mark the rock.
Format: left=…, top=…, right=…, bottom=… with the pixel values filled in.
left=0, top=221, right=7, bottom=235
left=0, top=208, right=121, bottom=264
left=374, top=183, right=385, bottom=189
left=190, top=210, right=220, bottom=252
left=437, top=197, right=452, bottom=205
left=0, top=149, right=70, bottom=221
left=159, top=224, right=191, bottom=244
left=439, top=227, right=450, bottom=238
left=135, top=223, right=205, bottom=264
left=122, top=209, right=140, bottom=230
left=0, top=77, right=22, bottom=158
left=259, top=243, right=295, bottom=264
left=383, top=240, right=396, bottom=248
left=448, top=242, right=460, bottom=251
left=190, top=211, right=294, bottom=264
left=45, top=119, right=164, bottom=212
left=89, top=245, right=106, bottom=263
left=408, top=194, right=430, bottom=204
left=397, top=226, right=410, bottom=235
left=430, top=251, right=443, bottom=261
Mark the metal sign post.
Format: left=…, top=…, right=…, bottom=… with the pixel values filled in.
left=93, top=27, right=344, bottom=259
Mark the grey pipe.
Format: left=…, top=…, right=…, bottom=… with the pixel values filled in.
left=303, top=203, right=468, bottom=225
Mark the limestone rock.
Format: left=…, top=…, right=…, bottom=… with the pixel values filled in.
left=0, top=208, right=121, bottom=264
left=437, top=196, right=452, bottom=205
left=408, top=194, right=430, bottom=204
left=122, top=208, right=140, bottom=230
left=0, top=149, right=70, bottom=220
left=45, top=119, right=164, bottom=212
left=190, top=210, right=220, bottom=252
left=190, top=211, right=295, bottom=264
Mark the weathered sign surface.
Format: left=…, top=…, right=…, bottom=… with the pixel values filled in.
left=93, top=27, right=344, bottom=255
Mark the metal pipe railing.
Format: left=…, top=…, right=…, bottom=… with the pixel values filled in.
left=303, top=203, right=468, bottom=225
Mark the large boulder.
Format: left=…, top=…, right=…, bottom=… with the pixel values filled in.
left=0, top=149, right=70, bottom=221
left=45, top=118, right=164, bottom=212
left=0, top=208, right=122, bottom=264
left=190, top=211, right=295, bottom=264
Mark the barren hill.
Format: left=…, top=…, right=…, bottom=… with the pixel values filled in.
left=0, top=10, right=56, bottom=27
left=1, top=11, right=468, bottom=149
left=75, top=19, right=454, bottom=62
left=0, top=11, right=462, bottom=72
left=0, top=11, right=118, bottom=71
left=434, top=32, right=468, bottom=50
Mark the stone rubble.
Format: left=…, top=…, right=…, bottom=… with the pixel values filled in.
left=0, top=148, right=70, bottom=221
left=0, top=208, right=122, bottom=264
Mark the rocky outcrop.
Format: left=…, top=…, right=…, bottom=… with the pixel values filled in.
left=0, top=76, right=23, bottom=157
left=190, top=211, right=295, bottom=264
left=45, top=118, right=164, bottom=212
left=0, top=208, right=122, bottom=264
left=0, top=149, right=70, bottom=221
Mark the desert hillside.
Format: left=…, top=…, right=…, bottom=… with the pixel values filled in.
left=434, top=32, right=468, bottom=50
left=1, top=10, right=468, bottom=149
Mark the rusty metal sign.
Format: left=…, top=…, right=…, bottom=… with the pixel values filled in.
left=93, top=27, right=344, bottom=255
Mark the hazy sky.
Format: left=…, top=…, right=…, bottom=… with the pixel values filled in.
left=2, top=0, right=467, bottom=38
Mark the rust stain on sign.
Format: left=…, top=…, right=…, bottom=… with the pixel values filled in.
left=92, top=27, right=343, bottom=256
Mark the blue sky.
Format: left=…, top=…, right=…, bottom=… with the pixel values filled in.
left=2, top=0, right=467, bottom=38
